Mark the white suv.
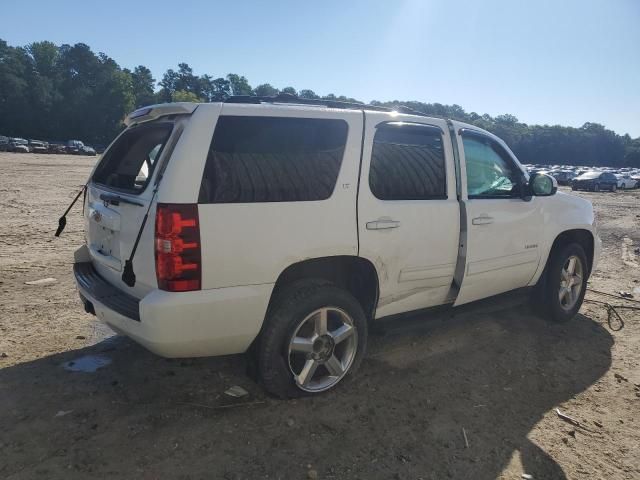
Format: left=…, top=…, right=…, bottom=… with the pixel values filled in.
left=72, top=96, right=601, bottom=397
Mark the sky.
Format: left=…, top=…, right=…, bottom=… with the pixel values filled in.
left=2, top=0, right=639, bottom=136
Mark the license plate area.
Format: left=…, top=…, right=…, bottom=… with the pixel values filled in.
left=88, top=203, right=122, bottom=271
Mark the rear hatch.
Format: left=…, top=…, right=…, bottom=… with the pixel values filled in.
left=84, top=115, right=186, bottom=298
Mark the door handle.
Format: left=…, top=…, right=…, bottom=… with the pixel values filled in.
left=472, top=215, right=494, bottom=225
left=366, top=219, right=400, bottom=230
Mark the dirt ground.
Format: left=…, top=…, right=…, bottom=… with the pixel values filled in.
left=0, top=152, right=639, bottom=480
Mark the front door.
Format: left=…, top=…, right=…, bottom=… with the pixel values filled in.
left=358, top=113, right=460, bottom=318
left=453, top=124, right=542, bottom=306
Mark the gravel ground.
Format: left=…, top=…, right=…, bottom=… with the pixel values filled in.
left=0, top=153, right=639, bottom=479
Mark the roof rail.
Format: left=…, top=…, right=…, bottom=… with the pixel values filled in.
left=223, top=93, right=430, bottom=118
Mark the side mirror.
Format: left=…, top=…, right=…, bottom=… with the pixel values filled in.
left=529, top=173, right=557, bottom=196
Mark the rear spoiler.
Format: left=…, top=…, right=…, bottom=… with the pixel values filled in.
left=124, top=102, right=199, bottom=126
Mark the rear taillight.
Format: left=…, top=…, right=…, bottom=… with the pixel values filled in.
left=155, top=203, right=201, bottom=292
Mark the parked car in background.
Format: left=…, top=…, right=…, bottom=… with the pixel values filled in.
left=81, top=145, right=97, bottom=156
left=28, top=140, right=48, bottom=153
left=93, top=144, right=106, bottom=154
left=0, top=135, right=9, bottom=152
left=614, top=174, right=637, bottom=190
left=631, top=174, right=640, bottom=188
left=572, top=171, right=618, bottom=192
left=66, top=139, right=86, bottom=154
left=8, top=138, right=30, bottom=153
left=48, top=142, right=67, bottom=154
left=551, top=170, right=576, bottom=185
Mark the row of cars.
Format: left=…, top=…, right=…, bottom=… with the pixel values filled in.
left=0, top=136, right=99, bottom=156
left=524, top=164, right=640, bottom=192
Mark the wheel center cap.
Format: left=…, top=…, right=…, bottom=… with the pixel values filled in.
left=312, top=335, right=335, bottom=361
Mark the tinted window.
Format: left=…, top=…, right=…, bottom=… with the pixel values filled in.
left=93, top=122, right=173, bottom=194
left=462, top=134, right=522, bottom=198
left=369, top=123, right=446, bottom=200
left=199, top=116, right=348, bottom=203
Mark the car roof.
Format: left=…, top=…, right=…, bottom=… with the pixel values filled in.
left=126, top=94, right=494, bottom=138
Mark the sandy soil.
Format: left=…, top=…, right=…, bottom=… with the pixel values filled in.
left=0, top=153, right=639, bottom=480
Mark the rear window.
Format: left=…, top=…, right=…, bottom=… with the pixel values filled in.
left=92, top=122, right=173, bottom=194
left=199, top=116, right=348, bottom=203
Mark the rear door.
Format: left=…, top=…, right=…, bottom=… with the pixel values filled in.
left=85, top=117, right=188, bottom=298
left=452, top=124, right=543, bottom=306
left=196, top=104, right=363, bottom=289
left=357, top=113, right=460, bottom=318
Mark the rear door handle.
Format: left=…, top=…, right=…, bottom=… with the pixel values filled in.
left=366, top=219, right=400, bottom=230
left=472, top=215, right=494, bottom=225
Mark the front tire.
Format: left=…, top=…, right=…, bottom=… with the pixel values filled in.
left=612, top=184, right=617, bottom=192
left=537, top=243, right=588, bottom=323
left=258, top=281, right=368, bottom=398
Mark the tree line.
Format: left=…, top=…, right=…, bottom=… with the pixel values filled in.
left=1, top=38, right=638, bottom=166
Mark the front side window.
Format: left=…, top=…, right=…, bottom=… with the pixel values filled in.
left=462, top=134, right=522, bottom=198
left=92, top=122, right=173, bottom=194
left=199, top=116, right=348, bottom=203
left=369, top=123, right=446, bottom=200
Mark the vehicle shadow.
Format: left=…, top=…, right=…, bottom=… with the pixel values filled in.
left=0, top=295, right=612, bottom=479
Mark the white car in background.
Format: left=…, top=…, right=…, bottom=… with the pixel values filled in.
left=615, top=174, right=638, bottom=189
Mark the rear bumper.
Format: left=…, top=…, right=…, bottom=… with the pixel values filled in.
left=75, top=262, right=140, bottom=320
left=74, top=259, right=273, bottom=358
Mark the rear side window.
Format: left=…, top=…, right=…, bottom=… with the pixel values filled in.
left=369, top=123, right=446, bottom=200
left=199, top=116, right=348, bottom=203
left=92, top=122, right=173, bottom=194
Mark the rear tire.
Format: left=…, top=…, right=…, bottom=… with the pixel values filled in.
left=258, top=281, right=368, bottom=398
left=593, top=183, right=600, bottom=192
left=536, top=243, right=588, bottom=323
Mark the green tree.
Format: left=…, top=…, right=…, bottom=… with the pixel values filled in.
left=0, top=41, right=33, bottom=137
left=158, top=68, right=179, bottom=102
left=299, top=89, right=319, bottom=99
left=172, top=90, right=202, bottom=102
left=226, top=73, right=252, bottom=96
left=131, top=65, right=156, bottom=107
left=281, top=86, right=297, bottom=96
left=200, top=75, right=230, bottom=101
left=253, top=83, right=279, bottom=96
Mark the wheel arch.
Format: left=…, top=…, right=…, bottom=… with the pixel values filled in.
left=268, top=256, right=380, bottom=322
left=548, top=229, right=595, bottom=275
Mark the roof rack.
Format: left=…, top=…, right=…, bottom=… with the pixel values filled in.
left=223, top=93, right=430, bottom=118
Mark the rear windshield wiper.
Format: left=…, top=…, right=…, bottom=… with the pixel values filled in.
left=54, top=184, right=87, bottom=237
left=99, top=193, right=144, bottom=207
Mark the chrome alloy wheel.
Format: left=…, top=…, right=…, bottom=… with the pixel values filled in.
left=559, top=255, right=584, bottom=311
left=287, top=307, right=358, bottom=392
